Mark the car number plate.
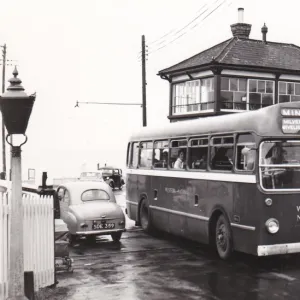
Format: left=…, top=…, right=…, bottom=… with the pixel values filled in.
left=92, top=222, right=115, bottom=230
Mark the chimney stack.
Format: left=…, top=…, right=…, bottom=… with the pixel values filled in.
left=231, top=8, right=252, bottom=39
left=262, top=23, right=268, bottom=42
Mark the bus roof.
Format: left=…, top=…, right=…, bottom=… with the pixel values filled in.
left=129, top=102, right=300, bottom=141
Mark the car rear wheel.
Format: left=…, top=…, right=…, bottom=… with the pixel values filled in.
left=215, top=214, right=233, bottom=260
left=111, top=232, right=122, bottom=242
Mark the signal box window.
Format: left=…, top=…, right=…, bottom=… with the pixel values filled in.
left=236, top=134, right=256, bottom=171
left=188, top=138, right=208, bottom=170
left=131, top=142, right=139, bottom=168
left=170, top=139, right=187, bottom=169
left=139, top=142, right=153, bottom=168
left=153, top=140, right=169, bottom=168
left=210, top=136, right=234, bottom=171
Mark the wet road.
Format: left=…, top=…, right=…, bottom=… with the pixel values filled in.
left=43, top=190, right=300, bottom=300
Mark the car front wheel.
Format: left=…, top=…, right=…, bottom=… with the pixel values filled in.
left=111, top=232, right=122, bottom=242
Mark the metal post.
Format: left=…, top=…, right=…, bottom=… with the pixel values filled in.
left=7, top=145, right=28, bottom=300
left=2, top=44, right=6, bottom=176
left=141, top=35, right=147, bottom=127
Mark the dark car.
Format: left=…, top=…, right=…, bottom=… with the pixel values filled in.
left=98, top=166, right=125, bottom=190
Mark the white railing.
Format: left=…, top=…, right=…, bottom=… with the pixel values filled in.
left=0, top=193, right=55, bottom=298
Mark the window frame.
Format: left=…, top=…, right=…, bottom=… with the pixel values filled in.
left=220, top=76, right=275, bottom=112
left=169, top=138, right=188, bottom=170
left=234, top=133, right=256, bottom=173
left=138, top=141, right=154, bottom=169
left=187, top=136, right=209, bottom=171
left=209, top=135, right=235, bottom=172
left=153, top=139, right=169, bottom=169
left=171, top=77, right=214, bottom=115
left=278, top=81, right=300, bottom=104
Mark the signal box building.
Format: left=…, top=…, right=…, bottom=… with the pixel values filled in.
left=158, top=8, right=300, bottom=122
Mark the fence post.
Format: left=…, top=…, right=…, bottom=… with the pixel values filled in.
left=24, top=271, right=34, bottom=300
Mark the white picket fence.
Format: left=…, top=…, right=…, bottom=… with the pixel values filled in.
left=0, top=192, right=55, bottom=299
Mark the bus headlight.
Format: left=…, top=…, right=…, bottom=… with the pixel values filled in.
left=265, top=218, right=279, bottom=234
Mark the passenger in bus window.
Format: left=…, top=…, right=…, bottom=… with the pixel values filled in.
left=192, top=153, right=207, bottom=169
left=174, top=151, right=184, bottom=169
left=241, top=146, right=255, bottom=170
left=265, top=143, right=286, bottom=165
left=211, top=147, right=232, bottom=170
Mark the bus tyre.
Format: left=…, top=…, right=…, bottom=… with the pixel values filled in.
left=215, top=214, right=233, bottom=260
left=139, top=200, right=153, bottom=233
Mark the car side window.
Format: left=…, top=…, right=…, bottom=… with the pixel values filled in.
left=64, top=190, right=70, bottom=205
left=57, top=187, right=65, bottom=200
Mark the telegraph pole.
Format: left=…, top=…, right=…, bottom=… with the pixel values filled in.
left=141, top=35, right=147, bottom=127
left=1, top=44, right=6, bottom=176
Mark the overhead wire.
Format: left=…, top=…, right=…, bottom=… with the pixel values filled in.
left=147, top=0, right=229, bottom=55
left=147, top=2, right=208, bottom=47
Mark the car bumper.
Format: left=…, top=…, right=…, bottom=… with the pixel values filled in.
left=257, top=242, right=300, bottom=256
left=75, top=228, right=125, bottom=236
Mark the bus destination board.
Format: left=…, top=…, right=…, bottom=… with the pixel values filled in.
left=281, top=108, right=300, bottom=116
left=282, top=118, right=300, bottom=133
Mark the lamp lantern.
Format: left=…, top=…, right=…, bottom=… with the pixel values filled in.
left=0, top=67, right=35, bottom=136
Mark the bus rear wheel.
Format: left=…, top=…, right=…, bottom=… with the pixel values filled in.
left=215, top=214, right=233, bottom=260
left=139, top=199, right=153, bottom=233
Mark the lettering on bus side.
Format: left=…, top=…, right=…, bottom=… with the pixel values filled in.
left=165, top=187, right=189, bottom=195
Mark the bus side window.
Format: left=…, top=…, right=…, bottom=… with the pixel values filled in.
left=131, top=142, right=139, bottom=168
left=139, top=141, right=153, bottom=168
left=153, top=140, right=169, bottom=168
left=188, top=138, right=208, bottom=170
left=210, top=136, right=234, bottom=171
left=236, top=133, right=256, bottom=171
left=170, top=139, right=187, bottom=169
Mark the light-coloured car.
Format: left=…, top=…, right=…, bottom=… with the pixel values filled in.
left=57, top=181, right=126, bottom=243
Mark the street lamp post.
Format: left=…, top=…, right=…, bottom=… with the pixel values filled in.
left=0, top=67, right=36, bottom=300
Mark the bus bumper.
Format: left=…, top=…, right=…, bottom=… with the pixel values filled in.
left=257, top=242, right=300, bottom=256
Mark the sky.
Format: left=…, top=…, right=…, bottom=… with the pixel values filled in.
left=0, top=0, right=299, bottom=185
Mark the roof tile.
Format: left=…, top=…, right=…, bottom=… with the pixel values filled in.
left=159, top=37, right=300, bottom=74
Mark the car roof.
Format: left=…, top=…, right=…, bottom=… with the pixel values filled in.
left=58, top=181, right=114, bottom=200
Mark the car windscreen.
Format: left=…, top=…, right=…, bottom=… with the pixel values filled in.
left=260, top=140, right=300, bottom=190
left=81, top=189, right=110, bottom=201
left=99, top=169, right=113, bottom=176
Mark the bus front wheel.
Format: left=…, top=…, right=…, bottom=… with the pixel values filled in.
left=215, top=214, right=233, bottom=260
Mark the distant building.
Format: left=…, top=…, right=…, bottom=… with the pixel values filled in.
left=158, top=8, right=300, bottom=122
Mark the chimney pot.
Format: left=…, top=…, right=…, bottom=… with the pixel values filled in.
left=238, top=8, right=244, bottom=23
